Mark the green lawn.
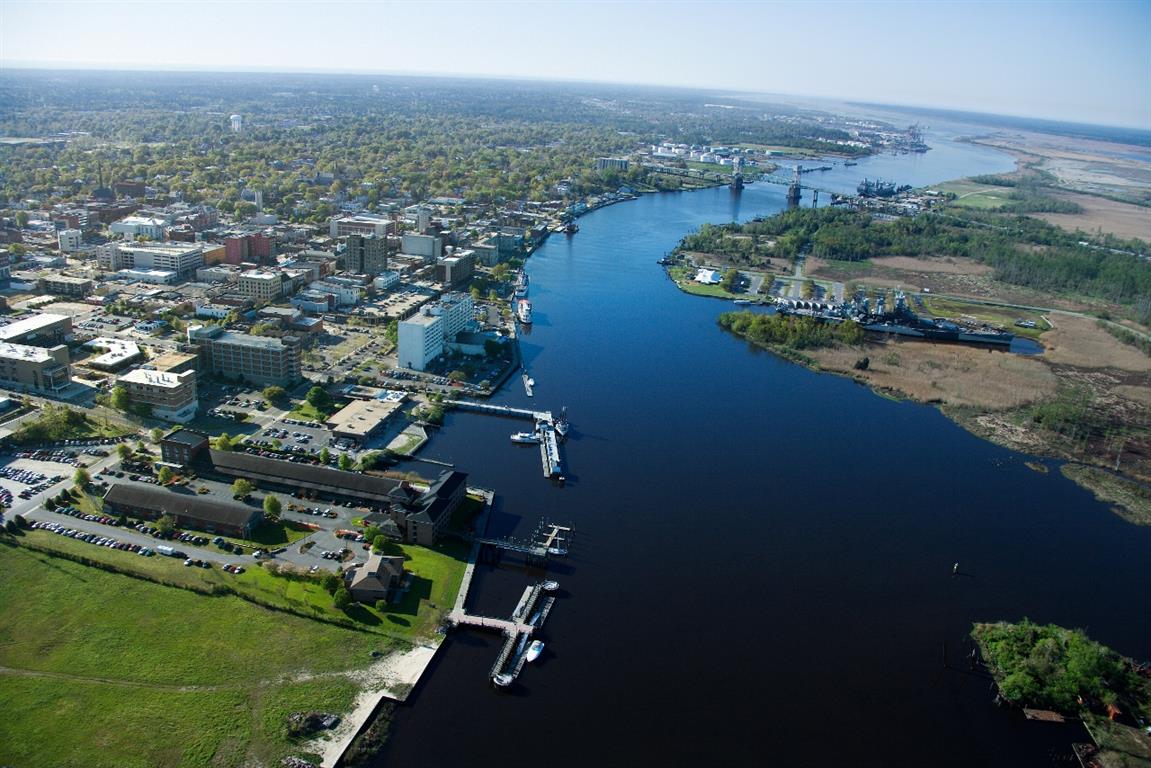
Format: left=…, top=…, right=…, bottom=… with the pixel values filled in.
left=935, top=180, right=1012, bottom=210
left=380, top=539, right=469, bottom=636
left=0, top=542, right=382, bottom=768
left=290, top=401, right=332, bottom=423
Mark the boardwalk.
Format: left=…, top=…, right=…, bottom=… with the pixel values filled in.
left=444, top=398, right=552, bottom=423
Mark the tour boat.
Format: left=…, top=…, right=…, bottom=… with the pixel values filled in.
left=554, top=407, right=570, bottom=438
left=517, top=299, right=533, bottom=324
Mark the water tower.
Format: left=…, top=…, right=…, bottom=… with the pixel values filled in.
left=230, top=114, right=243, bottom=133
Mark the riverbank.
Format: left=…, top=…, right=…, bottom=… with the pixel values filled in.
left=718, top=316, right=1151, bottom=524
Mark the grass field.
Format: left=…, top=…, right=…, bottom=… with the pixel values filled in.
left=0, top=542, right=378, bottom=767
left=290, top=400, right=331, bottom=423
left=921, top=296, right=1049, bottom=339
left=934, top=179, right=1013, bottom=209
left=15, top=526, right=466, bottom=641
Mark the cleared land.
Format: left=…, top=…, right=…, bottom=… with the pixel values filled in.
left=1036, top=191, right=1151, bottom=242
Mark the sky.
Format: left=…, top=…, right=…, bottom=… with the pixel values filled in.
left=2, top=0, right=1149, bottom=128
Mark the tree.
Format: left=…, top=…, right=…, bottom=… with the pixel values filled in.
left=263, top=494, right=282, bottom=520
left=156, top=466, right=175, bottom=485
left=156, top=514, right=175, bottom=535
left=117, top=443, right=132, bottom=462
left=448, top=370, right=466, bottom=383
left=720, top=267, right=740, bottom=292
left=363, top=525, right=382, bottom=542
left=333, top=587, right=352, bottom=610
left=319, top=446, right=330, bottom=465
left=305, top=385, right=334, bottom=414
left=150, top=427, right=164, bottom=443
left=109, top=385, right=130, bottom=411
left=15, top=211, right=29, bottom=228
left=321, top=572, right=342, bottom=594
left=262, top=385, right=286, bottom=405
left=491, top=263, right=509, bottom=283
left=73, top=467, right=91, bottom=490
left=232, top=478, right=254, bottom=499
left=214, top=432, right=234, bottom=451
left=337, top=453, right=353, bottom=471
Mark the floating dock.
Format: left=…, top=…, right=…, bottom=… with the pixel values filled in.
left=447, top=582, right=556, bottom=687
left=445, top=399, right=567, bottom=482
left=539, top=423, right=562, bottom=478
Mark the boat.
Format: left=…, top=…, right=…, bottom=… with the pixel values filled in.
left=525, top=640, right=544, bottom=662
left=511, top=431, right=541, bottom=444
left=733, top=299, right=752, bottom=305
left=564, top=221, right=579, bottom=235
left=516, top=298, right=533, bottom=324
left=554, top=407, right=570, bottom=438
left=540, top=580, right=559, bottom=592
left=492, top=673, right=513, bottom=687
left=514, top=273, right=529, bottom=298
left=844, top=160, right=858, bottom=167
left=522, top=370, right=534, bottom=397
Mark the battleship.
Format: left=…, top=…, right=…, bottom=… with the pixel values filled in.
left=776, top=290, right=1014, bottom=347
left=857, top=178, right=912, bottom=198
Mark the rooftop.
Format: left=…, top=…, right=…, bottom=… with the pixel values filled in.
left=325, top=398, right=404, bottom=439
left=0, top=313, right=69, bottom=342
left=0, top=342, right=55, bottom=363
left=83, top=337, right=141, bottom=368
left=103, top=483, right=260, bottom=529
left=119, top=369, right=193, bottom=388
left=212, top=331, right=294, bottom=351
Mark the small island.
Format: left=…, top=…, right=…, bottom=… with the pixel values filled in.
left=972, top=621, right=1151, bottom=766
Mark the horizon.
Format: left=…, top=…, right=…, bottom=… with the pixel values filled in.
left=2, top=0, right=1148, bottom=130
left=2, top=62, right=1149, bottom=136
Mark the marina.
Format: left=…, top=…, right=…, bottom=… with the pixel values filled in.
left=443, top=399, right=569, bottom=481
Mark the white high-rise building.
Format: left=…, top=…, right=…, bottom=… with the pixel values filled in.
left=57, top=229, right=83, bottom=252
left=230, top=114, right=243, bottom=133
left=397, top=312, right=444, bottom=371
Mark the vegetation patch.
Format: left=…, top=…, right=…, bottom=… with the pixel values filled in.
left=10, top=403, right=128, bottom=445
left=719, top=310, right=864, bottom=350
left=1060, top=464, right=1151, bottom=526
left=972, top=620, right=1150, bottom=719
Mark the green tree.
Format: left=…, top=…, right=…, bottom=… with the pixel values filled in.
left=491, top=263, right=509, bottom=283
left=73, top=467, right=91, bottom=490
left=156, top=466, right=174, bottom=485
left=117, top=443, right=133, bottom=462
left=338, top=453, right=353, bottom=471
left=333, top=587, right=352, bottom=610
left=448, top=370, right=466, bottom=383
left=306, top=385, right=334, bottom=414
left=720, top=267, right=740, bottom=292
left=319, top=446, right=330, bottom=465
left=156, top=514, right=175, bottom=535
left=232, top=478, right=254, bottom=499
left=109, top=385, right=130, bottom=411
left=150, top=427, right=164, bottom=443
left=363, top=526, right=382, bottom=542
left=263, top=494, right=282, bottom=520
left=262, top=385, right=286, bottom=405
left=321, top=572, right=342, bottom=594
left=214, top=432, right=234, bottom=451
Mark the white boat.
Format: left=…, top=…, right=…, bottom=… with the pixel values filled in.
left=492, top=673, right=514, bottom=687
left=516, top=299, right=533, bottom=324
left=540, top=580, right=559, bottom=592
left=511, top=431, right=541, bottom=444
left=525, top=640, right=544, bottom=663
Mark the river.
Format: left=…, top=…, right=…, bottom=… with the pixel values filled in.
left=373, top=131, right=1151, bottom=767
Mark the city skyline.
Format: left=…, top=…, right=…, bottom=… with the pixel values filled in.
left=2, top=0, right=1149, bottom=129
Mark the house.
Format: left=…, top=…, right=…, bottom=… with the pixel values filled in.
left=345, top=551, right=406, bottom=603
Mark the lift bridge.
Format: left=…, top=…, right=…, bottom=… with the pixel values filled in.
left=474, top=519, right=573, bottom=567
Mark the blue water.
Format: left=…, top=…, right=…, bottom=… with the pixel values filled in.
left=374, top=134, right=1148, bottom=767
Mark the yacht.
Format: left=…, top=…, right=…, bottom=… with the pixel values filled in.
left=554, top=407, right=570, bottom=438
left=525, top=640, right=545, bottom=663
left=511, top=431, right=541, bottom=444
left=517, top=298, right=533, bottom=324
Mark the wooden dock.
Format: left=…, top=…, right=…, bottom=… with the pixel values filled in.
left=446, top=581, right=557, bottom=686
left=444, top=398, right=552, bottom=424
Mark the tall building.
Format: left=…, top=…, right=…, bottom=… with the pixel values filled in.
left=191, top=326, right=300, bottom=386
left=397, top=312, right=443, bottom=371
left=430, top=292, right=474, bottom=341
left=344, top=234, right=390, bottom=275
left=0, top=343, right=71, bottom=393
left=96, top=242, right=205, bottom=279
left=237, top=271, right=286, bottom=302
left=230, top=114, right=243, bottom=133
left=117, top=369, right=198, bottom=423
left=57, top=229, right=83, bottom=252
left=329, top=214, right=394, bottom=238
left=401, top=233, right=442, bottom=262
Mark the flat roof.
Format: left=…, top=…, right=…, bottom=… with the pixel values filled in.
left=162, top=428, right=210, bottom=448
left=83, top=337, right=141, bottom=368
left=400, top=312, right=440, bottom=328
left=0, top=313, right=69, bottom=342
left=213, top=331, right=291, bottom=351
left=119, top=369, right=193, bottom=388
left=0, top=342, right=55, bottom=363
left=325, top=398, right=404, bottom=439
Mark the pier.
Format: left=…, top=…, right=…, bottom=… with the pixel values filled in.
left=447, top=581, right=558, bottom=686
left=475, top=520, right=572, bottom=566
left=445, top=399, right=568, bottom=482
